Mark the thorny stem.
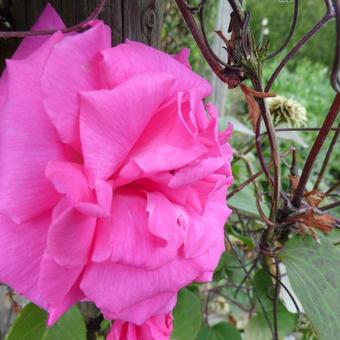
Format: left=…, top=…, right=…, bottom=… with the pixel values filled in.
left=314, top=120, right=340, bottom=190
left=0, top=0, right=107, bottom=38
left=292, top=94, right=340, bottom=208
left=265, top=11, right=334, bottom=92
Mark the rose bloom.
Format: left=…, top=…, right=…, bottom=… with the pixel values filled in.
left=108, top=314, right=173, bottom=340
left=0, top=4, right=233, bottom=337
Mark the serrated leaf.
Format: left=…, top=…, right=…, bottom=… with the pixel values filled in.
left=172, top=289, right=202, bottom=340
left=6, top=303, right=86, bottom=340
left=280, top=235, right=340, bottom=340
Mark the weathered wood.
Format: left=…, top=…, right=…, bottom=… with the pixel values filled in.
left=11, top=0, right=164, bottom=47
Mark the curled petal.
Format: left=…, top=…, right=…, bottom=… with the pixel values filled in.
left=80, top=73, right=175, bottom=181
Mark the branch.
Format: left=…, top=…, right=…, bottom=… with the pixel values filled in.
left=251, top=75, right=281, bottom=222
left=326, top=181, right=340, bottom=195
left=314, top=120, right=340, bottom=190
left=266, top=0, right=299, bottom=59
left=0, top=0, right=107, bottom=38
left=331, top=0, right=340, bottom=91
left=292, top=94, right=340, bottom=208
left=320, top=200, right=340, bottom=211
left=265, top=10, right=334, bottom=92
left=228, top=149, right=292, bottom=199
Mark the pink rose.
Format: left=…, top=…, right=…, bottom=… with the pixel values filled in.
left=0, top=3, right=233, bottom=329
left=108, top=314, right=173, bottom=340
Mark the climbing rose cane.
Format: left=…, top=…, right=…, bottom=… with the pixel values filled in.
left=0, top=4, right=233, bottom=337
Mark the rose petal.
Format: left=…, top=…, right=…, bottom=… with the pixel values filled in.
left=92, top=190, right=181, bottom=269
left=80, top=73, right=175, bottom=181
left=46, top=161, right=92, bottom=203
left=0, top=213, right=49, bottom=309
left=46, top=200, right=97, bottom=268
left=42, top=22, right=111, bottom=150
left=38, top=254, right=83, bottom=310
left=108, top=314, right=173, bottom=340
left=99, top=41, right=211, bottom=99
left=115, top=96, right=208, bottom=185
left=173, top=48, right=191, bottom=69
left=146, top=191, right=186, bottom=247
left=0, top=33, right=68, bottom=224
left=14, top=4, right=65, bottom=60
left=81, top=244, right=221, bottom=324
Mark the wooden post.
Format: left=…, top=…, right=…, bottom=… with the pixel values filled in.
left=11, top=0, right=164, bottom=47
left=209, top=0, right=232, bottom=114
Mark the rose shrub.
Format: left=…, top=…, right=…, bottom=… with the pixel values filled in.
left=0, top=4, right=233, bottom=338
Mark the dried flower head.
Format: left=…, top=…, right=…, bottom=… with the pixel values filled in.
left=267, top=95, right=307, bottom=127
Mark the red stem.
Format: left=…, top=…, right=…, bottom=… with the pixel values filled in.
left=292, top=94, right=340, bottom=208
left=265, top=12, right=334, bottom=92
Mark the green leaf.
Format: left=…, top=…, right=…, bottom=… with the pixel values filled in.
left=6, top=303, right=47, bottom=340
left=244, top=308, right=297, bottom=340
left=244, top=270, right=297, bottom=340
left=172, top=289, right=202, bottom=340
left=196, top=322, right=241, bottom=340
left=228, top=186, right=269, bottom=218
left=43, top=307, right=86, bottom=340
left=6, top=303, right=86, bottom=340
left=196, top=325, right=223, bottom=340
left=213, top=322, right=242, bottom=340
left=228, top=226, right=255, bottom=249
left=280, top=235, right=340, bottom=340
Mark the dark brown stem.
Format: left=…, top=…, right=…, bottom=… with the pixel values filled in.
left=266, top=0, right=299, bottom=59
left=274, top=127, right=340, bottom=133
left=272, top=259, right=280, bottom=340
left=265, top=12, right=334, bottom=92
left=331, top=0, right=340, bottom=92
left=292, top=94, right=340, bottom=208
left=175, top=0, right=241, bottom=86
left=251, top=75, right=281, bottom=222
left=320, top=200, right=340, bottom=211
left=314, top=120, right=340, bottom=190
left=228, top=150, right=292, bottom=199
left=326, top=181, right=340, bottom=195
left=0, top=0, right=107, bottom=38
